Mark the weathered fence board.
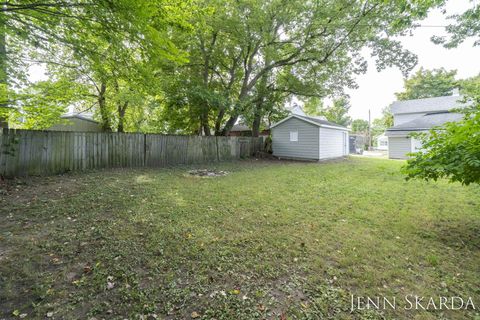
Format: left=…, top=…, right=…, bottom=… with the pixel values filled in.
left=0, top=129, right=263, bottom=177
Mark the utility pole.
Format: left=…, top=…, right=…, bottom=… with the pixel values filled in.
left=368, top=109, right=372, bottom=150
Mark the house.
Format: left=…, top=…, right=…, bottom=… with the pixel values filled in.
left=227, top=124, right=270, bottom=137
left=271, top=114, right=349, bottom=160
left=376, top=134, right=388, bottom=151
left=47, top=113, right=103, bottom=132
left=385, top=93, right=466, bottom=159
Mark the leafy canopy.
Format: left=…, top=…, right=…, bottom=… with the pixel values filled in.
left=321, top=98, right=352, bottom=127
left=161, top=0, right=444, bottom=135
left=351, top=119, right=369, bottom=133
left=1, top=0, right=193, bottom=130
left=431, top=3, right=480, bottom=47
left=395, top=67, right=457, bottom=101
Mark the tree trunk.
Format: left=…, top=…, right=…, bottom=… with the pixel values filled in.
left=98, top=82, right=111, bottom=132
left=220, top=114, right=238, bottom=136
left=200, top=112, right=210, bottom=136
left=214, top=108, right=225, bottom=135
left=0, top=14, right=8, bottom=128
left=251, top=65, right=270, bottom=137
left=252, top=110, right=261, bottom=137
left=117, top=101, right=128, bottom=133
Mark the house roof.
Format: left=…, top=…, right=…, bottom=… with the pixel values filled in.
left=61, top=113, right=100, bottom=124
left=386, top=111, right=464, bottom=136
left=271, top=114, right=349, bottom=130
left=230, top=124, right=251, bottom=132
left=390, top=95, right=467, bottom=115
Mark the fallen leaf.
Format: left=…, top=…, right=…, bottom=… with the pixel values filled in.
left=257, top=304, right=266, bottom=311
left=191, top=311, right=200, bottom=318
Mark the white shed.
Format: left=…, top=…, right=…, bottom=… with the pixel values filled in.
left=271, top=114, right=349, bottom=160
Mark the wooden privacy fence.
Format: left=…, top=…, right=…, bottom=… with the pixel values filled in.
left=0, top=129, right=264, bottom=177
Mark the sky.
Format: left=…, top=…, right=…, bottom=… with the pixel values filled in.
left=347, top=0, right=480, bottom=121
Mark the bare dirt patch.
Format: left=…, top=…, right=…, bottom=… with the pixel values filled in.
left=187, top=169, right=229, bottom=177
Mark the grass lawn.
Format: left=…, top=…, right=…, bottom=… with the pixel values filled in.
left=1, top=158, right=479, bottom=319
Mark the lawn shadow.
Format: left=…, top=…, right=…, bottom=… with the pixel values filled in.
left=425, top=220, right=480, bottom=252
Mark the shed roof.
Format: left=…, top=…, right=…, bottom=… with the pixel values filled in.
left=390, top=95, right=467, bottom=115
left=271, top=114, right=348, bottom=130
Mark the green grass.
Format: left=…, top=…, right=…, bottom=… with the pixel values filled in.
left=1, top=158, right=479, bottom=319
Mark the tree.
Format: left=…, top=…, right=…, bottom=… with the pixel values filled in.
left=351, top=119, right=369, bottom=133
left=162, top=0, right=442, bottom=136
left=371, top=106, right=393, bottom=136
left=402, top=105, right=480, bottom=185
left=2, top=0, right=193, bottom=131
left=395, top=68, right=458, bottom=100
left=431, top=3, right=480, bottom=48
left=320, top=98, right=352, bottom=127
left=303, top=97, right=324, bottom=117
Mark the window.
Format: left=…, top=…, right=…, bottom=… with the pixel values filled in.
left=289, top=131, right=298, bottom=142
left=379, top=140, right=388, bottom=146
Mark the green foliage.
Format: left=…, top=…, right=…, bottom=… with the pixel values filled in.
left=320, top=98, right=352, bottom=127
left=12, top=79, right=92, bottom=129
left=2, top=0, right=446, bottom=133
left=2, top=0, right=194, bottom=131
left=432, top=3, right=480, bottom=48
left=395, top=67, right=458, bottom=100
left=303, top=97, right=324, bottom=117
left=403, top=103, right=480, bottom=185
left=351, top=119, right=369, bottom=133
left=161, top=0, right=442, bottom=135
left=371, top=106, right=393, bottom=137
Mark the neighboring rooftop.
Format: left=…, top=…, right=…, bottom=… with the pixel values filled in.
left=230, top=124, right=251, bottom=132
left=390, top=95, right=467, bottom=115
left=291, top=105, right=306, bottom=116
left=386, top=111, right=464, bottom=136
left=61, top=113, right=99, bottom=124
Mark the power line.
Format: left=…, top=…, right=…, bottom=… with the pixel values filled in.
left=415, top=25, right=449, bottom=28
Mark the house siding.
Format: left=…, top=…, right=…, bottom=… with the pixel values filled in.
left=272, top=118, right=319, bottom=160
left=388, top=137, right=411, bottom=159
left=319, top=127, right=347, bottom=159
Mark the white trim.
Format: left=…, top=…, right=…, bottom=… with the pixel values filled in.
left=270, top=114, right=350, bottom=131
left=318, top=127, right=321, bottom=159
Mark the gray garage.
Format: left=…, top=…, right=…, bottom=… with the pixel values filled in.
left=271, top=114, right=349, bottom=160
